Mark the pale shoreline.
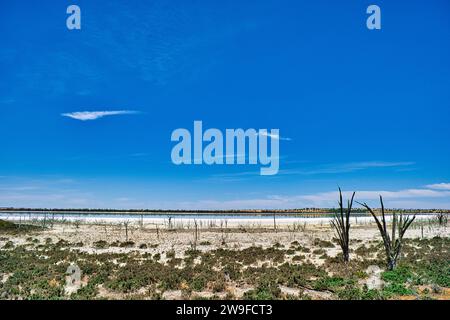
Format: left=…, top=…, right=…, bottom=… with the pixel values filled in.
left=0, top=212, right=437, bottom=227
left=2, top=219, right=447, bottom=256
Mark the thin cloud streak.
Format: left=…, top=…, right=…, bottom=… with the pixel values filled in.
left=61, top=110, right=139, bottom=121
left=180, top=188, right=450, bottom=210
left=257, top=131, right=292, bottom=141
left=279, top=161, right=415, bottom=175
left=1, top=185, right=450, bottom=210
left=209, top=161, right=415, bottom=180
left=425, top=183, right=450, bottom=190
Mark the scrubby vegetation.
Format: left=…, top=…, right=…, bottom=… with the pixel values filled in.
left=0, top=216, right=448, bottom=300
left=0, top=219, right=43, bottom=234
left=0, top=233, right=448, bottom=300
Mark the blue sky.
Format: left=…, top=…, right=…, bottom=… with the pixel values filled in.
left=1, top=0, right=450, bottom=209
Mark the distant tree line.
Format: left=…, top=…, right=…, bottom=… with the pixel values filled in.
left=0, top=207, right=448, bottom=214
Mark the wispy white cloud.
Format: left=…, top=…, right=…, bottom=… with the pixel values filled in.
left=295, top=189, right=450, bottom=204
left=61, top=110, right=139, bottom=121
left=425, top=183, right=450, bottom=190
left=180, top=187, right=450, bottom=210
left=0, top=179, right=93, bottom=208
left=280, top=161, right=414, bottom=175
left=2, top=175, right=449, bottom=210
left=257, top=131, right=292, bottom=141
left=208, top=161, right=414, bottom=180
left=2, top=185, right=450, bottom=210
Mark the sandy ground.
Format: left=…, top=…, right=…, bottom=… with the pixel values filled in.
left=2, top=220, right=447, bottom=262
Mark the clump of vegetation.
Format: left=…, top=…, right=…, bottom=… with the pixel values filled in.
left=166, top=249, right=176, bottom=259
left=381, top=265, right=415, bottom=297
left=0, top=220, right=43, bottom=234
left=153, top=253, right=161, bottom=261
left=211, top=278, right=226, bottom=293
left=243, top=279, right=281, bottom=300
left=93, top=240, right=108, bottom=249
left=110, top=241, right=120, bottom=247
left=0, top=220, right=16, bottom=231
left=312, top=248, right=326, bottom=255
left=119, top=241, right=135, bottom=248
left=313, top=238, right=335, bottom=248
left=272, top=242, right=284, bottom=249
left=313, top=276, right=349, bottom=291
left=292, top=255, right=305, bottom=262
left=435, top=212, right=448, bottom=226
left=2, top=241, right=15, bottom=249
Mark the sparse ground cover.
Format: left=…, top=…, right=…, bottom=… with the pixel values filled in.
left=0, top=218, right=448, bottom=300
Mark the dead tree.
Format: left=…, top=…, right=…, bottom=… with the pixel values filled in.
left=436, top=212, right=448, bottom=226
left=123, top=220, right=130, bottom=242
left=273, top=212, right=277, bottom=232
left=193, top=219, right=199, bottom=250
left=358, top=196, right=416, bottom=271
left=330, top=188, right=355, bottom=262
